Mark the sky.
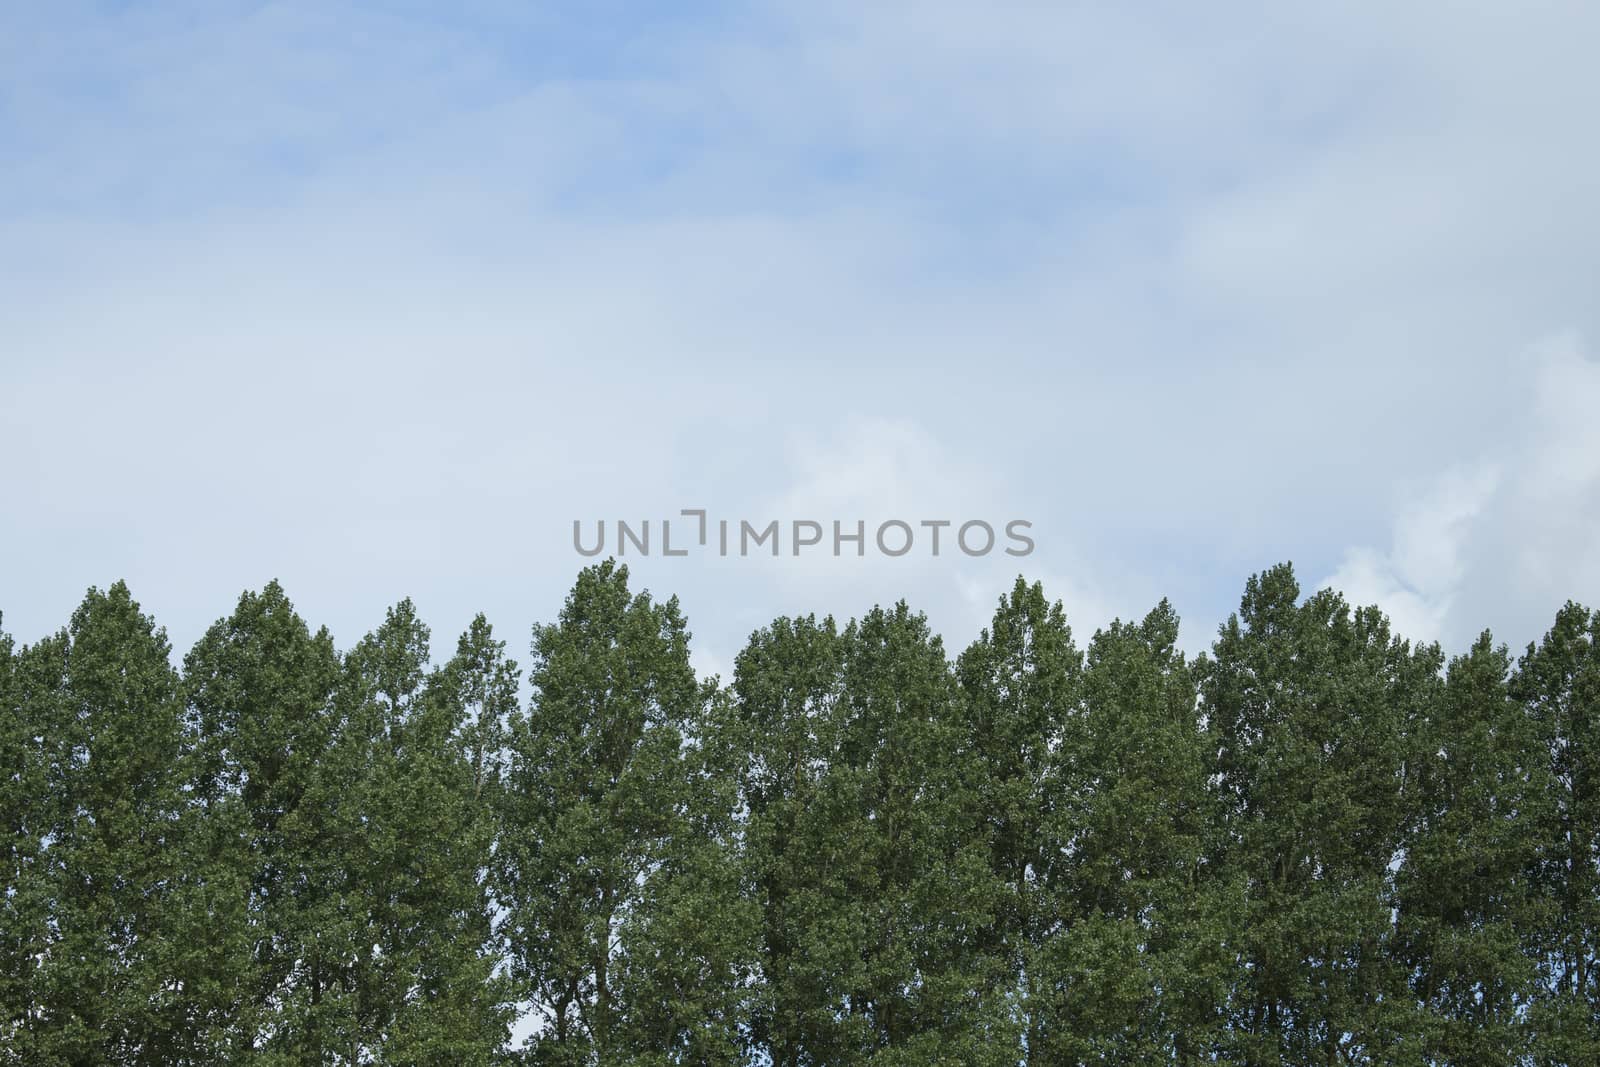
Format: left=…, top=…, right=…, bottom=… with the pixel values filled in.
left=4, top=0, right=1600, bottom=681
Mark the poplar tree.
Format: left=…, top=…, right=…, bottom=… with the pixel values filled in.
left=0, top=621, right=67, bottom=1062
left=426, top=612, right=527, bottom=1048
left=953, top=578, right=1083, bottom=1055
left=731, top=614, right=852, bottom=1064
left=26, top=584, right=187, bottom=1062
left=829, top=602, right=1014, bottom=1064
left=1513, top=601, right=1600, bottom=1062
left=611, top=680, right=759, bottom=1065
left=497, top=561, right=708, bottom=1064
left=1396, top=632, right=1548, bottom=1062
left=1030, top=602, right=1231, bottom=1064
left=182, top=581, right=343, bottom=1062
left=335, top=599, right=513, bottom=1062
left=1201, top=564, right=1436, bottom=1064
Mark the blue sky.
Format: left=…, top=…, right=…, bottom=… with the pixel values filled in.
left=4, top=0, right=1600, bottom=678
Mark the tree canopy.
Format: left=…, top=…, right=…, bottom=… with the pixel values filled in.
left=2, top=562, right=1595, bottom=1064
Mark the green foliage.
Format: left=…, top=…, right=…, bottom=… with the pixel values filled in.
left=730, top=612, right=850, bottom=1065
left=1396, top=632, right=1548, bottom=1063
left=498, top=560, right=750, bottom=1065
left=954, top=578, right=1083, bottom=1058
left=1031, top=601, right=1232, bottom=1065
left=2, top=562, right=1595, bottom=1064
left=1203, top=565, right=1443, bottom=1065
left=336, top=599, right=514, bottom=1062
left=0, top=616, right=60, bottom=1061
left=1513, top=602, right=1600, bottom=1064
left=2, top=585, right=187, bottom=1064
left=182, top=580, right=344, bottom=1062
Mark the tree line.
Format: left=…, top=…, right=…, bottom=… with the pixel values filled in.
left=2, top=559, right=1596, bottom=1065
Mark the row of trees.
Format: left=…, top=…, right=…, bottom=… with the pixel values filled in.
left=2, top=560, right=1596, bottom=1064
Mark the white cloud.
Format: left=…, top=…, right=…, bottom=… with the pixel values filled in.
left=1323, top=334, right=1600, bottom=649
left=2, top=2, right=1599, bottom=667
left=1320, top=464, right=1499, bottom=644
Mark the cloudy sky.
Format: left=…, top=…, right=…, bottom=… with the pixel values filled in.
left=4, top=0, right=1599, bottom=677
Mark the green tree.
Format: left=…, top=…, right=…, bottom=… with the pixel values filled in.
left=829, top=602, right=1014, bottom=1064
left=952, top=578, right=1083, bottom=1058
left=1029, top=601, right=1233, bottom=1065
left=730, top=613, right=852, bottom=1065
left=20, top=584, right=188, bottom=1063
left=182, top=581, right=344, bottom=1063
left=333, top=599, right=513, bottom=1063
left=498, top=561, right=717, bottom=1064
left=1513, top=601, right=1600, bottom=1063
left=1395, top=632, right=1548, bottom=1063
left=611, top=680, right=760, bottom=1065
left=1201, top=564, right=1438, bottom=1065
left=0, top=620, right=67, bottom=1062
